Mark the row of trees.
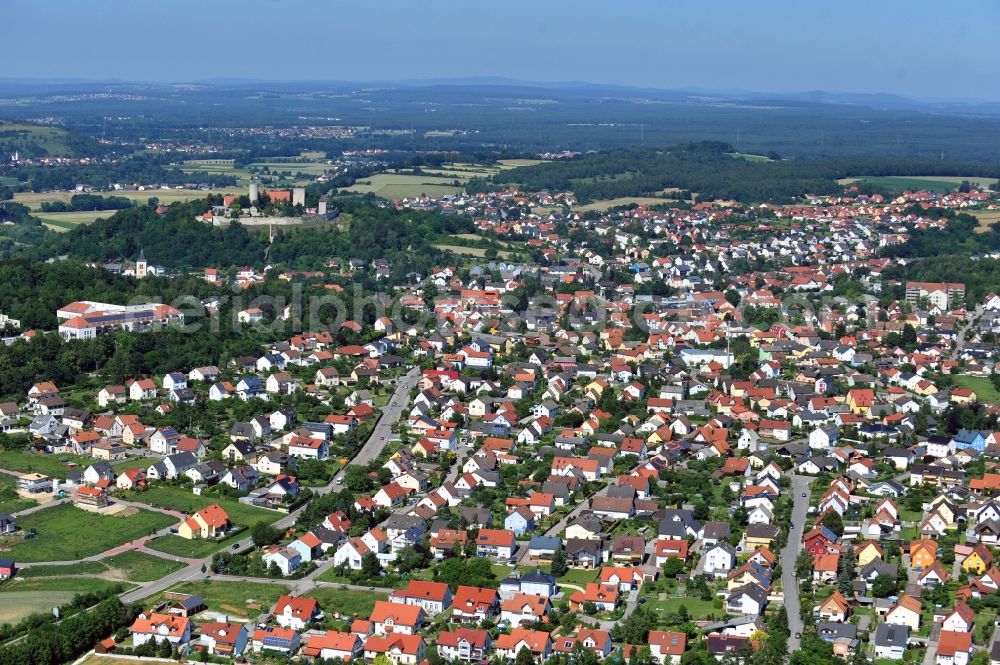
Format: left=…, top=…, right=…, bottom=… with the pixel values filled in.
left=0, top=597, right=138, bottom=665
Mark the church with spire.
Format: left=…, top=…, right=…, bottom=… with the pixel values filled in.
left=135, top=248, right=148, bottom=279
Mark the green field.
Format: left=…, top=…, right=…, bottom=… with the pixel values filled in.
left=35, top=210, right=110, bottom=232
left=838, top=175, right=996, bottom=194
left=160, top=580, right=289, bottom=616
left=311, top=586, right=387, bottom=620
left=17, top=552, right=181, bottom=582
left=572, top=196, right=676, bottom=212
left=346, top=173, right=464, bottom=199
left=953, top=375, right=1000, bottom=404
left=128, top=485, right=281, bottom=528
left=431, top=244, right=518, bottom=259
left=0, top=576, right=132, bottom=624
left=146, top=533, right=233, bottom=558
left=7, top=503, right=175, bottom=562
left=0, top=449, right=92, bottom=476
left=103, top=551, right=186, bottom=582
left=0, top=475, right=37, bottom=514
left=644, top=596, right=720, bottom=621
left=19, top=561, right=108, bottom=577
left=0, top=121, right=79, bottom=156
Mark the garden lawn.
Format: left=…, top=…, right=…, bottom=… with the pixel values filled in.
left=146, top=533, right=239, bottom=558
left=557, top=568, right=598, bottom=585
left=311, top=587, right=387, bottom=620
left=645, top=596, right=720, bottom=620
left=6, top=503, right=175, bottom=562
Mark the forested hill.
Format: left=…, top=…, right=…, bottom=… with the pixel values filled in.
left=28, top=199, right=269, bottom=268
left=489, top=142, right=1000, bottom=203
left=24, top=198, right=474, bottom=275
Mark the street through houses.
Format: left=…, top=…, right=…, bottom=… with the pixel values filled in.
left=781, top=473, right=811, bottom=654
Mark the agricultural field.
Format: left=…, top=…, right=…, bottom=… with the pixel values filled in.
left=5, top=503, right=175, bottom=562
left=0, top=575, right=133, bottom=625
left=973, top=210, right=1000, bottom=233
left=837, top=175, right=996, bottom=194
left=35, top=210, right=110, bottom=232
left=431, top=243, right=518, bottom=259
left=571, top=196, right=676, bottom=213
left=346, top=173, right=464, bottom=199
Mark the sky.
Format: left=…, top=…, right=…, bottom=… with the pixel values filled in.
left=3, top=0, right=999, bottom=101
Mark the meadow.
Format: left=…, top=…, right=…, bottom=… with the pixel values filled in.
left=6, top=503, right=175, bottom=562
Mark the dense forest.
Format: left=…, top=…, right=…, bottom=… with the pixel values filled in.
left=490, top=142, right=1000, bottom=203
left=0, top=203, right=53, bottom=258
left=8, top=154, right=238, bottom=192
left=880, top=213, right=1000, bottom=259
left=883, top=256, right=1000, bottom=305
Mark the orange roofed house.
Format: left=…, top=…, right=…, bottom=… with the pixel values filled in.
left=178, top=504, right=230, bottom=540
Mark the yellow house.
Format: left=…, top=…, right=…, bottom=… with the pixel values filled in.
left=951, top=387, right=978, bottom=405
left=178, top=504, right=230, bottom=540
left=962, top=546, right=993, bottom=575
left=745, top=529, right=776, bottom=552
left=926, top=497, right=957, bottom=528
left=856, top=541, right=884, bottom=567
left=846, top=389, right=875, bottom=415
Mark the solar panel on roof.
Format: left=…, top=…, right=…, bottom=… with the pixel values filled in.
left=262, top=636, right=292, bottom=648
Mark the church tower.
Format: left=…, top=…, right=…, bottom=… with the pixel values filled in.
left=136, top=248, right=147, bottom=279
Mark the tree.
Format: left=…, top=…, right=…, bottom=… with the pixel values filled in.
left=820, top=511, right=844, bottom=537
left=251, top=521, right=280, bottom=547
left=361, top=552, right=382, bottom=578
left=437, top=557, right=496, bottom=589
left=550, top=549, right=568, bottom=578
left=663, top=557, right=685, bottom=578
left=871, top=574, right=897, bottom=598
left=516, top=646, right=535, bottom=665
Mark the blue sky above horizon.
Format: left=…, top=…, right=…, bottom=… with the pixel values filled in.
left=4, top=0, right=998, bottom=101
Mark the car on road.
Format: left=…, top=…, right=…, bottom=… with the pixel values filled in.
left=232, top=543, right=240, bottom=549
left=801, top=493, right=807, bottom=498
left=795, top=632, right=801, bottom=639
left=335, top=477, right=344, bottom=485
left=380, top=436, right=384, bottom=441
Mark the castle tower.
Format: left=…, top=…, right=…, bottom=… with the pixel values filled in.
left=292, top=187, right=305, bottom=207
left=249, top=182, right=259, bottom=203
left=136, top=248, right=147, bottom=279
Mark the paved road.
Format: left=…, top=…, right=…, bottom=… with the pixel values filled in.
left=780, top=473, right=811, bottom=654
left=951, top=304, right=985, bottom=361
left=339, top=366, right=421, bottom=473
left=120, top=367, right=422, bottom=606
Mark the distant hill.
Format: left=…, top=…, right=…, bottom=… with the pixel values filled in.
left=0, top=120, right=102, bottom=158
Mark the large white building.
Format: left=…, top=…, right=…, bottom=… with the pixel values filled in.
left=57, top=301, right=184, bottom=340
